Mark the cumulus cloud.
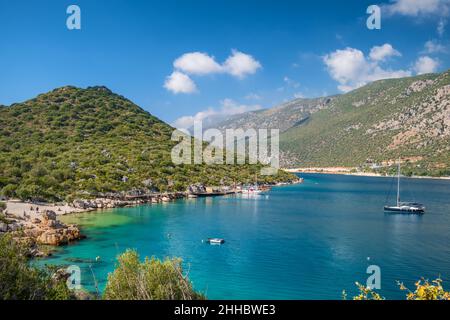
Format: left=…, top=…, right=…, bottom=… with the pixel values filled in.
left=163, top=71, right=197, bottom=94
left=165, top=50, right=262, bottom=94
left=173, top=52, right=223, bottom=75
left=414, top=56, right=440, bottom=74
left=384, top=0, right=450, bottom=36
left=384, top=0, right=449, bottom=17
left=222, top=50, right=262, bottom=78
left=323, top=44, right=411, bottom=92
left=369, top=44, right=401, bottom=61
left=172, top=99, right=262, bottom=129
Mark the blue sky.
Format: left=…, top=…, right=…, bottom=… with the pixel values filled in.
left=0, top=0, right=448, bottom=127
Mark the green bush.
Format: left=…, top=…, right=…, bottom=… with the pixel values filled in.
left=103, top=249, right=205, bottom=300
left=0, top=234, right=71, bottom=300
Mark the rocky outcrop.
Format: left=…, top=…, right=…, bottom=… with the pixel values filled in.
left=2, top=210, right=85, bottom=251
left=71, top=193, right=187, bottom=210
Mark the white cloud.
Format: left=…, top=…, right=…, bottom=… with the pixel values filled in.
left=172, top=99, right=262, bottom=129
left=414, top=56, right=440, bottom=74
left=369, top=44, right=401, bottom=61
left=172, top=109, right=216, bottom=129
left=163, top=71, right=197, bottom=94
left=223, top=50, right=262, bottom=78
left=165, top=50, right=262, bottom=94
left=423, top=39, right=447, bottom=53
left=384, top=0, right=449, bottom=17
left=323, top=45, right=411, bottom=92
left=173, top=52, right=222, bottom=75
left=384, top=0, right=450, bottom=35
left=293, top=92, right=305, bottom=99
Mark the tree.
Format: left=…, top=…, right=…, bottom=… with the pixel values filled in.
left=1, top=184, right=16, bottom=198
left=103, top=249, right=205, bottom=300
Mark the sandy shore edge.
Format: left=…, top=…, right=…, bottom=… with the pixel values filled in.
left=4, top=200, right=91, bottom=220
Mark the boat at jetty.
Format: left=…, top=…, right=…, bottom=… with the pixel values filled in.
left=384, top=162, right=425, bottom=214
left=241, top=185, right=265, bottom=194
left=191, top=190, right=239, bottom=197
left=189, top=185, right=239, bottom=197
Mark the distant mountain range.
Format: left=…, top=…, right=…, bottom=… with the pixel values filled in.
left=0, top=86, right=295, bottom=201
left=211, top=70, right=450, bottom=176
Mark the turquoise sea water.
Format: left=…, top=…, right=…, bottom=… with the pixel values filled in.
left=37, top=174, right=450, bottom=299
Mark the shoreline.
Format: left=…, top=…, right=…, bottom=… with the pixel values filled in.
left=283, top=168, right=450, bottom=180
left=1, top=181, right=303, bottom=254
left=0, top=193, right=188, bottom=255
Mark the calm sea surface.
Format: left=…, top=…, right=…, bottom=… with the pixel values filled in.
left=38, top=174, right=450, bottom=299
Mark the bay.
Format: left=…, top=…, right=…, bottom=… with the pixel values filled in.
left=38, top=173, right=450, bottom=299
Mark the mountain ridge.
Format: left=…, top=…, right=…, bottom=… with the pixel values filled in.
left=211, top=70, right=450, bottom=176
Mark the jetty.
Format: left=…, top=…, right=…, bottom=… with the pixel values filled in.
left=191, top=190, right=240, bottom=197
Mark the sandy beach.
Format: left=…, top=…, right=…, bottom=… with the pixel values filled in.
left=4, top=200, right=88, bottom=220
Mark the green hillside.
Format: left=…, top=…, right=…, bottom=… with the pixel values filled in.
left=280, top=71, right=450, bottom=176
left=0, top=86, right=295, bottom=201
left=209, top=70, right=450, bottom=176
left=207, top=96, right=335, bottom=133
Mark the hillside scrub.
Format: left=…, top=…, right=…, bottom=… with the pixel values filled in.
left=0, top=86, right=296, bottom=201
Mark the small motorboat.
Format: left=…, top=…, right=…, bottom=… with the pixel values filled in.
left=205, top=238, right=225, bottom=245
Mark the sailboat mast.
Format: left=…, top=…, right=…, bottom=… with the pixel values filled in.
left=397, top=161, right=400, bottom=206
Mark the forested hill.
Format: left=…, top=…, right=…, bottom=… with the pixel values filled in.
left=0, top=86, right=295, bottom=201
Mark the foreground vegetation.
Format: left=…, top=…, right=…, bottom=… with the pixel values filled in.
left=0, top=234, right=71, bottom=300
left=103, top=249, right=204, bottom=300
left=0, top=86, right=295, bottom=202
left=0, top=234, right=204, bottom=300
left=1, top=233, right=448, bottom=300
left=345, top=279, right=450, bottom=300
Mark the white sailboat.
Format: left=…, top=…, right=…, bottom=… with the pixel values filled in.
left=384, top=162, right=425, bottom=214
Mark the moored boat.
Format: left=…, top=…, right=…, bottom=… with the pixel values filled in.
left=384, top=161, right=425, bottom=214
left=205, top=238, right=225, bottom=245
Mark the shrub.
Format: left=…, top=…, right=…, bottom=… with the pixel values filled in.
left=0, top=234, right=71, bottom=300
left=103, top=249, right=205, bottom=300
left=344, top=278, right=450, bottom=300
left=399, top=278, right=450, bottom=300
